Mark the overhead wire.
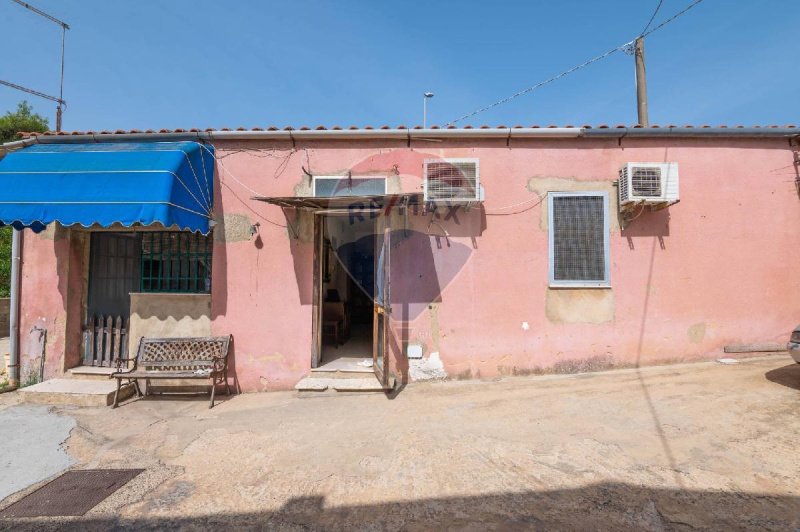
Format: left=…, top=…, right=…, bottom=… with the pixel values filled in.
left=640, top=0, right=665, bottom=35
left=446, top=0, right=706, bottom=126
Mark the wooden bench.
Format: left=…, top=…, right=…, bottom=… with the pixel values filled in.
left=111, top=335, right=232, bottom=409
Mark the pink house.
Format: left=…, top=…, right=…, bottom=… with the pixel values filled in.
left=2, top=125, right=799, bottom=394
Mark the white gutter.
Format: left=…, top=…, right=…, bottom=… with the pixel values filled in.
left=2, top=126, right=798, bottom=152
left=584, top=127, right=800, bottom=139
left=0, top=128, right=583, bottom=149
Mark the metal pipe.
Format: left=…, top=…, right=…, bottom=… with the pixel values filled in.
left=8, top=229, right=22, bottom=388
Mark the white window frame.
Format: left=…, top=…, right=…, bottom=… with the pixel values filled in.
left=312, top=175, right=387, bottom=197
left=548, top=191, right=611, bottom=288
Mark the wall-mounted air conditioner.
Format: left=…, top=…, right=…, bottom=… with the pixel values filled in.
left=424, top=158, right=484, bottom=203
left=619, top=162, right=679, bottom=206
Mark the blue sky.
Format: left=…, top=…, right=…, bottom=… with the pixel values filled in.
left=1, top=0, right=797, bottom=131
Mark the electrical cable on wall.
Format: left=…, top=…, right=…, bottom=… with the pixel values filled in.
left=197, top=144, right=287, bottom=228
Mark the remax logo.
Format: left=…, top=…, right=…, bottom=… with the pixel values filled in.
left=319, top=151, right=484, bottom=322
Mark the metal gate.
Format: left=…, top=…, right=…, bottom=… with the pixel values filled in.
left=83, top=233, right=140, bottom=366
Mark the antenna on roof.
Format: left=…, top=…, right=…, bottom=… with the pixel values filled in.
left=6, top=0, right=70, bottom=132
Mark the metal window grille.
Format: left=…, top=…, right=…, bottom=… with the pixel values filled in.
left=313, top=177, right=387, bottom=197
left=549, top=192, right=609, bottom=286
left=631, top=166, right=662, bottom=197
left=140, top=231, right=212, bottom=293
left=425, top=161, right=478, bottom=200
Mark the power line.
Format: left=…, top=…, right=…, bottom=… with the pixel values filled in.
left=446, top=0, right=705, bottom=126
left=641, top=0, right=704, bottom=38
left=641, top=0, right=664, bottom=35
left=446, top=46, right=624, bottom=126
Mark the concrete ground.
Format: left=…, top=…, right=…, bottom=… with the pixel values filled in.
left=0, top=355, right=799, bottom=530
left=0, top=405, right=75, bottom=501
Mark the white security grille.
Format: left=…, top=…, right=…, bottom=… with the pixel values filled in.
left=424, top=159, right=479, bottom=201
left=549, top=192, right=609, bottom=286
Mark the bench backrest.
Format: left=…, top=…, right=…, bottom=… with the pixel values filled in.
left=136, top=336, right=232, bottom=372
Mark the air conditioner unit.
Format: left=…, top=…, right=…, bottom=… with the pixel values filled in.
left=424, top=158, right=484, bottom=203
left=619, top=162, right=679, bottom=206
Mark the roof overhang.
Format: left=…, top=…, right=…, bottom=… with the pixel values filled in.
left=4, top=126, right=798, bottom=154
left=252, top=193, right=424, bottom=211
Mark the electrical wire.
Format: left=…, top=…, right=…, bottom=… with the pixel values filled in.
left=484, top=191, right=547, bottom=214
left=196, top=144, right=288, bottom=228
left=641, top=0, right=704, bottom=38
left=447, top=0, right=706, bottom=126
left=641, top=0, right=664, bottom=35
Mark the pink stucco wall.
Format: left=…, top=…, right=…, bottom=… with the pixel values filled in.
left=18, top=136, right=800, bottom=391
left=18, top=226, right=84, bottom=382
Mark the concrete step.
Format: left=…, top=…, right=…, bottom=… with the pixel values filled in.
left=295, top=375, right=387, bottom=393
left=18, top=378, right=134, bottom=407
left=307, top=369, right=374, bottom=380
left=66, top=365, right=117, bottom=381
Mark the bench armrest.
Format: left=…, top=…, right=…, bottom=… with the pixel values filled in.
left=211, top=355, right=228, bottom=373
left=114, top=357, right=137, bottom=372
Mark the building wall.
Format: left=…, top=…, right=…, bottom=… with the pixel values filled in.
left=16, top=136, right=800, bottom=390
left=209, top=136, right=800, bottom=390
left=18, top=224, right=85, bottom=382
left=128, top=293, right=212, bottom=353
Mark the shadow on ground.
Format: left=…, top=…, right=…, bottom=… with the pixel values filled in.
left=765, top=363, right=800, bottom=391
left=6, top=482, right=799, bottom=530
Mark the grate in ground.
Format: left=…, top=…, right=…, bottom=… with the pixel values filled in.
left=0, top=469, right=144, bottom=518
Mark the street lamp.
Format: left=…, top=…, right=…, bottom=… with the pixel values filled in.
left=423, top=92, right=434, bottom=128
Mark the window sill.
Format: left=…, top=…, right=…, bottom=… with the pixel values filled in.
left=548, top=283, right=612, bottom=289
left=129, top=292, right=211, bottom=297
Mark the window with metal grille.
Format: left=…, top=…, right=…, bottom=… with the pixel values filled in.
left=313, top=176, right=387, bottom=197
left=631, top=166, right=662, bottom=197
left=424, top=159, right=478, bottom=200
left=140, top=231, right=212, bottom=293
left=548, top=192, right=610, bottom=287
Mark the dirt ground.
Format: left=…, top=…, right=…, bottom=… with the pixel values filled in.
left=1, top=355, right=799, bottom=531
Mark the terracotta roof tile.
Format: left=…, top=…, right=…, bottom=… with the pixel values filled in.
left=12, top=124, right=799, bottom=140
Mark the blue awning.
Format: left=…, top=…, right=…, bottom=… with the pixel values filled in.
left=0, top=141, right=214, bottom=233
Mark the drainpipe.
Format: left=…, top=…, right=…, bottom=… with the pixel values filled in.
left=7, top=228, right=22, bottom=388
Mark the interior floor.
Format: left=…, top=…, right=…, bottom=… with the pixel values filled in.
left=316, top=214, right=376, bottom=373
left=316, top=324, right=373, bottom=372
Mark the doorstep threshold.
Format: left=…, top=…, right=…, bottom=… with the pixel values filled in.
left=295, top=376, right=386, bottom=392
left=69, top=365, right=116, bottom=376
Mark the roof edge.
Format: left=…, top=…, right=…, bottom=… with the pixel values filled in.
left=3, top=126, right=799, bottom=152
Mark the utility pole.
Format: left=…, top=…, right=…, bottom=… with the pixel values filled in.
left=634, top=37, right=649, bottom=126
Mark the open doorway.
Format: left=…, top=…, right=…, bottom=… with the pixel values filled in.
left=317, top=214, right=376, bottom=371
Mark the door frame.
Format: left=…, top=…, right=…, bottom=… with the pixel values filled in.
left=311, top=210, right=388, bottom=378
left=372, top=217, right=391, bottom=387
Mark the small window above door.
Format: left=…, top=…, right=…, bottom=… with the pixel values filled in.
left=313, top=176, right=387, bottom=197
